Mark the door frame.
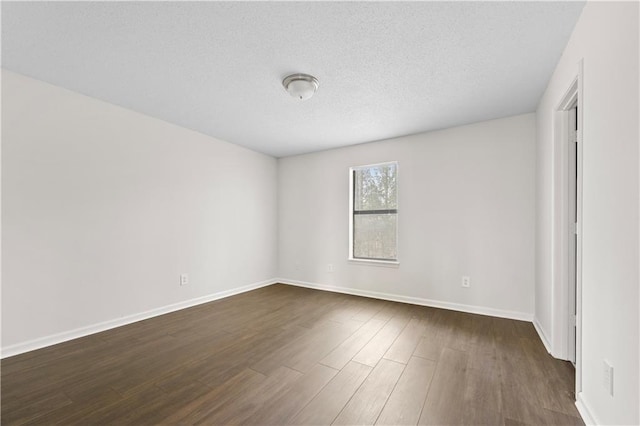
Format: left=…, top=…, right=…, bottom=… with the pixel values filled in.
left=552, top=60, right=583, bottom=394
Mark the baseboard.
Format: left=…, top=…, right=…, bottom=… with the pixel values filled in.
left=1, top=278, right=277, bottom=359
left=277, top=278, right=533, bottom=322
left=1, top=277, right=536, bottom=358
left=575, top=392, right=598, bottom=425
left=532, top=316, right=553, bottom=354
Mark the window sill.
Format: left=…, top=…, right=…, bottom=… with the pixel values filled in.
left=348, top=258, right=400, bottom=268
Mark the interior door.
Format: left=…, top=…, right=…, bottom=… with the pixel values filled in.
left=568, top=106, right=578, bottom=365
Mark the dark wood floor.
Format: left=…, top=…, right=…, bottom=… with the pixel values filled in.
left=2, top=284, right=583, bottom=425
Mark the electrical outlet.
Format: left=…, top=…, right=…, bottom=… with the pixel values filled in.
left=180, top=273, right=189, bottom=286
left=327, top=263, right=334, bottom=273
left=603, top=360, right=614, bottom=396
left=462, top=276, right=471, bottom=288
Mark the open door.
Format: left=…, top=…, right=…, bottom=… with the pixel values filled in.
left=568, top=106, right=578, bottom=365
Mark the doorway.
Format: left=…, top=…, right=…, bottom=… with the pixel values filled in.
left=554, top=66, right=583, bottom=397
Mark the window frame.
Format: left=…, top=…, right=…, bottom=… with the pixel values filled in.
left=348, top=161, right=399, bottom=266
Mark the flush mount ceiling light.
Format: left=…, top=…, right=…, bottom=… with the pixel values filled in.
left=282, top=73, right=319, bottom=101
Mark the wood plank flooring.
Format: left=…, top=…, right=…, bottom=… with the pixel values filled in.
left=1, top=284, right=583, bottom=425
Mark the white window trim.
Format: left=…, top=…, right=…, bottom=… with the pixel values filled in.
left=348, top=161, right=399, bottom=266
left=348, top=258, right=400, bottom=268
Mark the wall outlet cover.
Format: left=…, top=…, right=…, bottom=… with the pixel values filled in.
left=462, top=276, right=471, bottom=287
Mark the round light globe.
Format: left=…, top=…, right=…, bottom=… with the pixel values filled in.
left=283, top=74, right=319, bottom=101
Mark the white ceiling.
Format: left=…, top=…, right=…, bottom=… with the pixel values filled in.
left=2, top=1, right=585, bottom=158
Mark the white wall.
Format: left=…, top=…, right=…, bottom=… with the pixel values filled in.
left=535, top=2, right=639, bottom=424
left=278, top=114, right=536, bottom=320
left=1, top=71, right=278, bottom=353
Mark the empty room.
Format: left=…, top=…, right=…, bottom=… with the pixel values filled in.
left=1, top=1, right=638, bottom=425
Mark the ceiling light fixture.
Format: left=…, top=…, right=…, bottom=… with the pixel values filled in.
left=282, top=73, right=319, bottom=101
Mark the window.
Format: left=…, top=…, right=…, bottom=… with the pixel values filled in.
left=349, top=162, right=398, bottom=262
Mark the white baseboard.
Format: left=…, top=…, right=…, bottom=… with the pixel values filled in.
left=533, top=316, right=553, bottom=354
left=1, top=278, right=277, bottom=359
left=1, top=277, right=536, bottom=358
left=4, top=277, right=599, bottom=425
left=575, top=392, right=598, bottom=425
left=276, top=278, right=533, bottom=322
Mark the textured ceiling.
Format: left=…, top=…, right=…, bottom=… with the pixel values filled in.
left=2, top=1, right=585, bottom=157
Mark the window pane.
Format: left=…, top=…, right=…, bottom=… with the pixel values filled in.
left=353, top=213, right=397, bottom=260
left=354, top=164, right=397, bottom=211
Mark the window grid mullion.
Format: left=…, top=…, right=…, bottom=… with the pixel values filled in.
left=353, top=209, right=397, bottom=215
